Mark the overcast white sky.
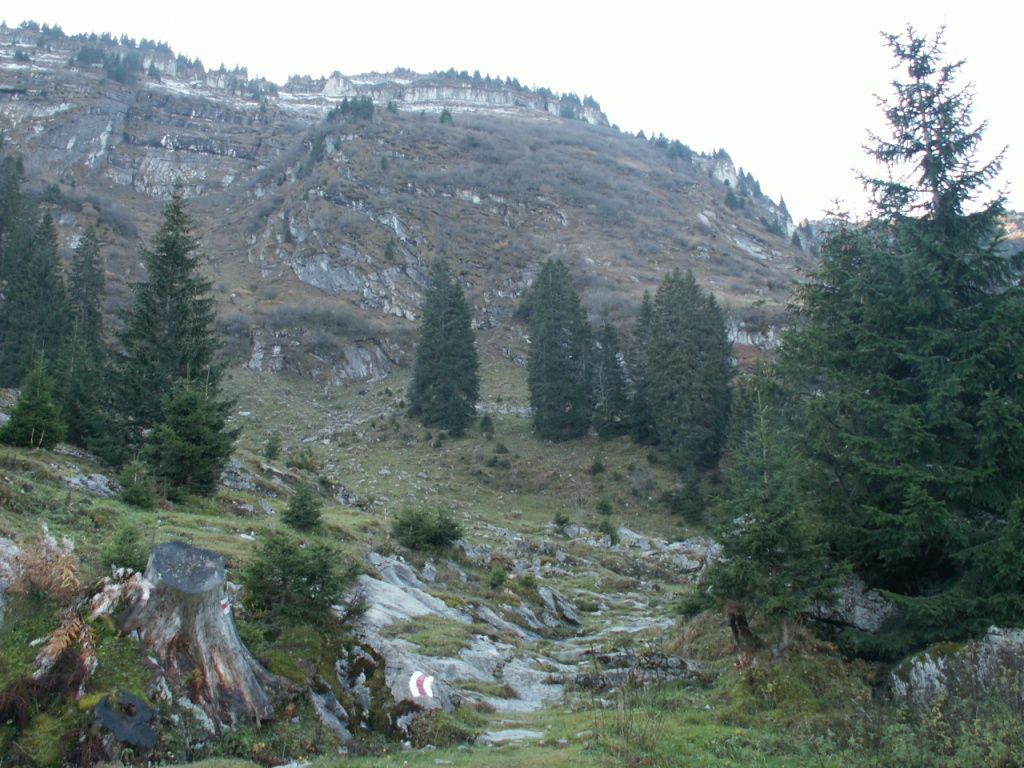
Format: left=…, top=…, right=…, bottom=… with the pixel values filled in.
left=7, top=1, right=1022, bottom=221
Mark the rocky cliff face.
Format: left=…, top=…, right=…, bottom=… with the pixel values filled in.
left=0, top=22, right=809, bottom=383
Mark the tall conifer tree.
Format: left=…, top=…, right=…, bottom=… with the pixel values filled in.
left=646, top=269, right=733, bottom=471
left=707, top=372, right=840, bottom=657
left=627, top=291, right=658, bottom=445
left=113, top=186, right=222, bottom=442
left=0, top=211, right=68, bottom=385
left=524, top=259, right=593, bottom=440
left=68, top=225, right=105, bottom=351
left=0, top=153, right=29, bottom=284
left=779, top=28, right=1024, bottom=648
left=59, top=225, right=109, bottom=449
left=408, top=257, right=480, bottom=436
left=592, top=317, right=629, bottom=438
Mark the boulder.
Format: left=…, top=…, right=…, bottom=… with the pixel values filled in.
left=0, top=537, right=21, bottom=627
left=813, top=574, right=894, bottom=633
left=893, top=626, right=1024, bottom=706
left=65, top=473, right=118, bottom=496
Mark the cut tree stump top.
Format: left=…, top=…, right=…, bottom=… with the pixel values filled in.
left=150, top=541, right=225, bottom=594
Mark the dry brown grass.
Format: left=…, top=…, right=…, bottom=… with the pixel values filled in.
left=9, top=525, right=81, bottom=604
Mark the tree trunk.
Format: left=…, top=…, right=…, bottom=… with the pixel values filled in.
left=122, top=541, right=282, bottom=726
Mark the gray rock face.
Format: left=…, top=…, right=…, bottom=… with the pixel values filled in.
left=476, top=728, right=546, bottom=745
left=813, top=575, right=895, bottom=633
left=339, top=553, right=575, bottom=723
left=536, top=585, right=581, bottom=625
left=0, top=538, right=21, bottom=624
left=244, top=331, right=399, bottom=384
left=309, top=689, right=353, bottom=744
left=353, top=572, right=471, bottom=628
left=65, top=473, right=118, bottom=496
left=893, top=626, right=1024, bottom=706
left=664, top=536, right=722, bottom=575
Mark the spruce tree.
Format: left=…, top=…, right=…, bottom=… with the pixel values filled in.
left=283, top=481, right=323, bottom=531
left=524, top=259, right=593, bottom=440
left=0, top=352, right=66, bottom=449
left=144, top=378, right=237, bottom=497
left=113, top=186, right=222, bottom=444
left=57, top=329, right=106, bottom=450
left=592, top=318, right=629, bottom=439
left=408, top=257, right=480, bottom=436
left=0, top=153, right=29, bottom=284
left=67, top=225, right=105, bottom=351
left=627, top=291, right=658, bottom=445
left=646, top=269, right=733, bottom=471
left=0, top=212, right=69, bottom=386
left=778, top=28, right=1024, bottom=648
left=59, top=225, right=108, bottom=449
left=706, top=373, right=840, bottom=657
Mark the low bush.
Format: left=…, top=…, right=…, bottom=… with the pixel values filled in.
left=98, top=525, right=148, bottom=573
left=488, top=564, right=508, bottom=590
left=242, top=533, right=356, bottom=623
left=391, top=505, right=463, bottom=551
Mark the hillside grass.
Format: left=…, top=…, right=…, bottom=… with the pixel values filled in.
left=3, top=360, right=1020, bottom=766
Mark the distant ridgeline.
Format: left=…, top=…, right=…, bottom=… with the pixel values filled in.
left=0, top=21, right=608, bottom=124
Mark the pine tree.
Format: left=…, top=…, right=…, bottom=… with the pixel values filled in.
left=0, top=352, right=66, bottom=449
left=592, top=318, right=629, bottom=439
left=113, top=186, right=222, bottom=443
left=524, top=259, right=593, bottom=441
left=408, top=258, right=480, bottom=436
left=778, top=28, right=1024, bottom=648
left=646, top=270, right=733, bottom=471
left=0, top=212, right=69, bottom=386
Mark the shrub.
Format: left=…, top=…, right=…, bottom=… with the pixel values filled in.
left=286, top=446, right=318, bottom=473
left=518, top=572, right=538, bottom=592
left=262, top=433, right=282, bottom=460
left=590, top=456, right=606, bottom=474
left=596, top=496, right=614, bottom=516
left=488, top=564, right=508, bottom=590
left=391, top=505, right=463, bottom=551
left=597, top=518, right=619, bottom=545
left=242, top=533, right=355, bottom=623
left=554, top=511, right=571, bottom=528
left=282, top=482, right=322, bottom=531
left=117, top=460, right=155, bottom=509
left=98, top=525, right=148, bottom=573
left=479, top=414, right=494, bottom=436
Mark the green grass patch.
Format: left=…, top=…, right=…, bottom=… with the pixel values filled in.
left=379, top=615, right=478, bottom=657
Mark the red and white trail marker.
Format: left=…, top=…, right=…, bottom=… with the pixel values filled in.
left=409, top=671, right=435, bottom=698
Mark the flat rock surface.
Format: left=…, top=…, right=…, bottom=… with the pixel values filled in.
left=476, top=728, right=546, bottom=745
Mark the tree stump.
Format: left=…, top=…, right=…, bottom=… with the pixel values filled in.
left=122, top=541, right=281, bottom=726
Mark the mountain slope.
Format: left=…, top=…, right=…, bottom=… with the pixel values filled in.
left=0, top=22, right=811, bottom=383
